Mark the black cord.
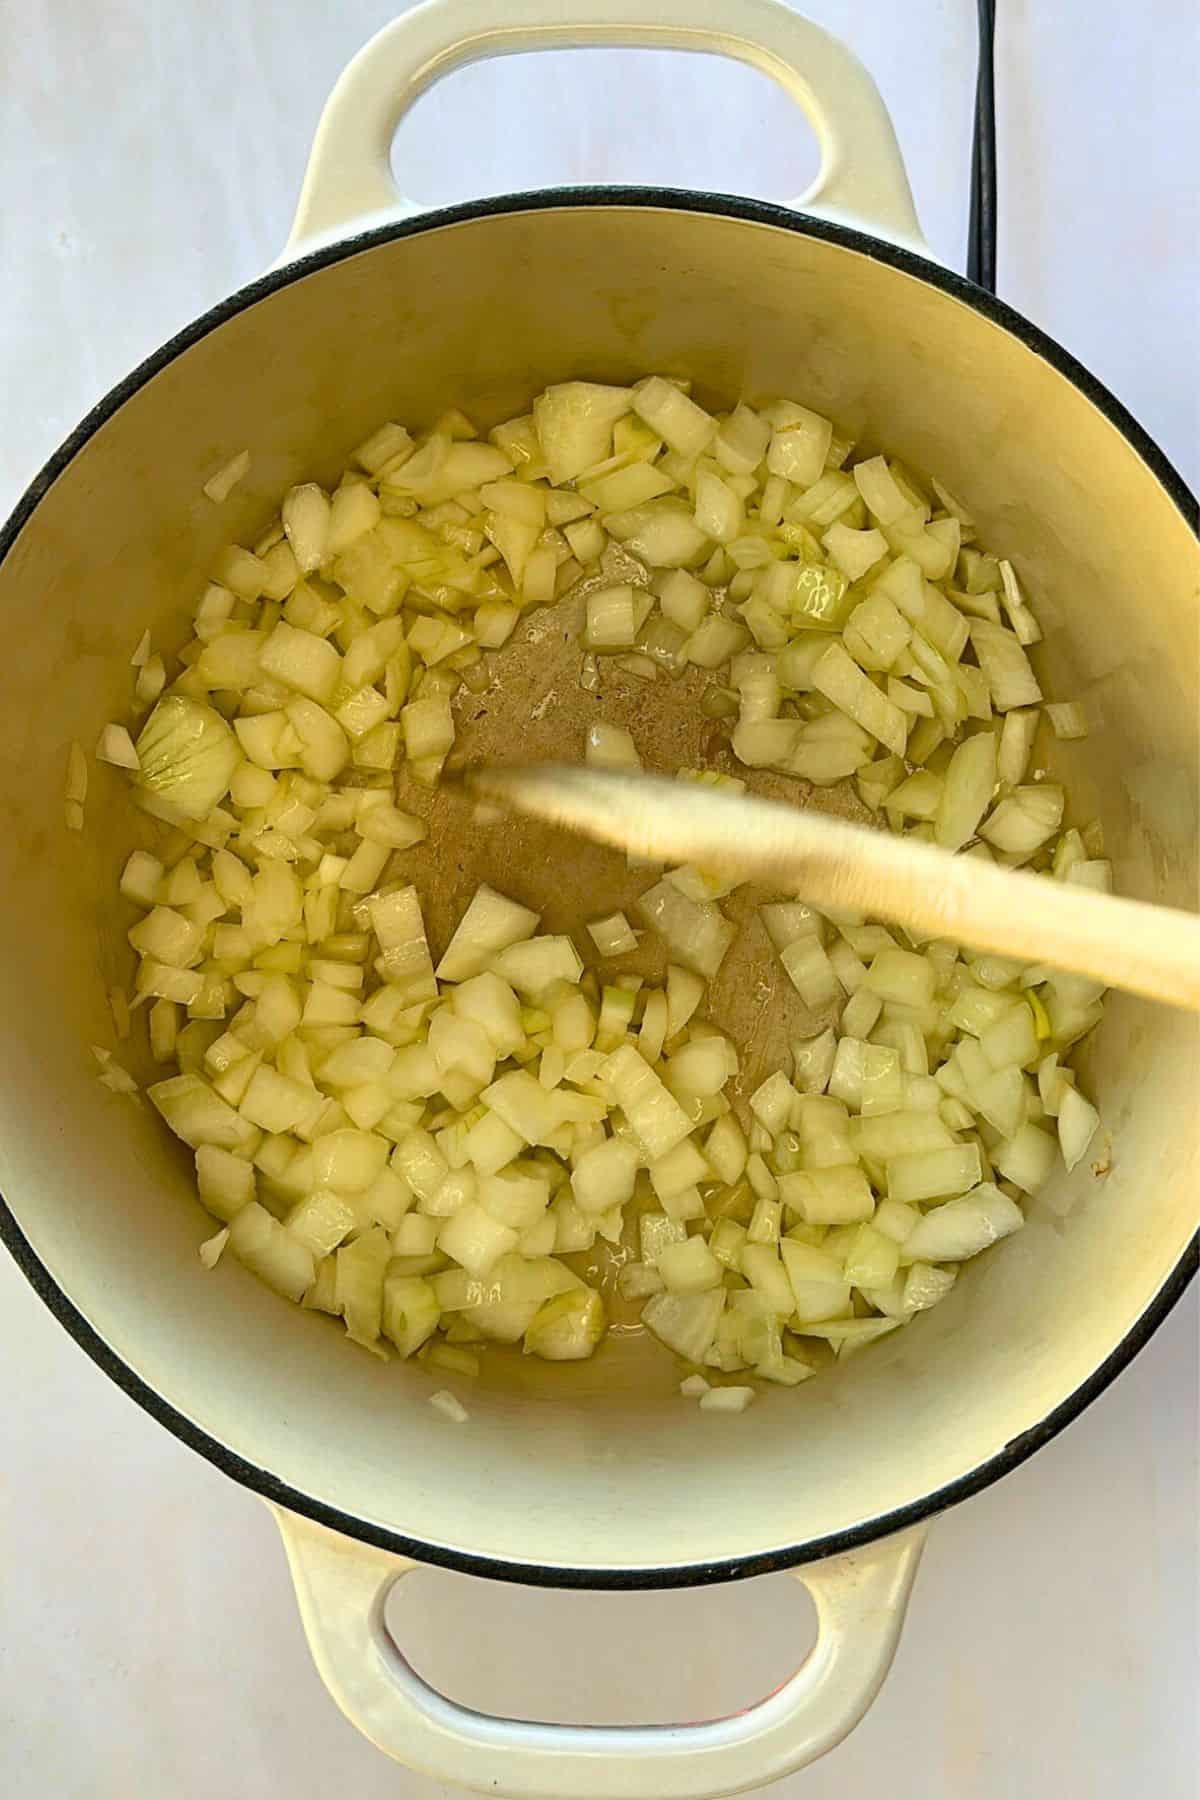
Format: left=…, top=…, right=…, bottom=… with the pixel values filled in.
left=967, top=0, right=998, bottom=292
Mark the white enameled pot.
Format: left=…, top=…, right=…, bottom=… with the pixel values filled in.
left=0, top=2, right=1195, bottom=1795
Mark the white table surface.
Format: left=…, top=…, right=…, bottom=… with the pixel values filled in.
left=1, top=4, right=1196, bottom=1796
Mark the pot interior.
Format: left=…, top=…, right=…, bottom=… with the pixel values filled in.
left=0, top=201, right=1195, bottom=1576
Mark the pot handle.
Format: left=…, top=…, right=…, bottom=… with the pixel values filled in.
left=283, top=0, right=927, bottom=259
left=271, top=1503, right=927, bottom=1800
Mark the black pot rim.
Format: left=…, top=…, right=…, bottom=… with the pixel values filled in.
left=1, top=184, right=1196, bottom=1592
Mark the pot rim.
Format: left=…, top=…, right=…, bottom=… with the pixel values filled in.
left=1, top=184, right=1197, bottom=1590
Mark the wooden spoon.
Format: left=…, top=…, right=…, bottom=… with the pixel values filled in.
left=468, top=763, right=1200, bottom=1013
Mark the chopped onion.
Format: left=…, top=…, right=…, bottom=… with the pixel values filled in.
left=995, top=1121, right=1058, bottom=1193
left=429, top=1389, right=470, bottom=1423
left=525, top=1288, right=605, bottom=1359
left=1045, top=700, right=1089, bottom=740
left=199, top=1226, right=231, bottom=1268
left=601, top=1045, right=693, bottom=1158
left=643, top=1289, right=724, bottom=1361
left=437, top=886, right=538, bottom=981
left=587, top=912, right=638, bottom=957
left=812, top=642, right=908, bottom=755
left=136, top=697, right=241, bottom=821
left=900, top=1183, right=1023, bottom=1262
left=903, top=1262, right=957, bottom=1311
left=632, top=376, right=716, bottom=459
left=969, top=621, right=1042, bottom=711
left=1057, top=1084, right=1099, bottom=1171
left=887, top=1143, right=982, bottom=1205
left=533, top=382, right=632, bottom=484
left=635, top=880, right=735, bottom=981
left=203, top=449, right=250, bottom=504
left=106, top=375, right=1104, bottom=1394
left=585, top=584, right=637, bottom=649
left=698, top=1385, right=755, bottom=1414
left=980, top=784, right=1065, bottom=855
left=935, top=730, right=996, bottom=850
left=97, top=723, right=140, bottom=770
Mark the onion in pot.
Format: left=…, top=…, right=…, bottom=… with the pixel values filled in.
left=99, top=376, right=1108, bottom=1394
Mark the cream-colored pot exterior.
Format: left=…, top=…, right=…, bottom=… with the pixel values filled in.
left=0, top=2, right=1196, bottom=1795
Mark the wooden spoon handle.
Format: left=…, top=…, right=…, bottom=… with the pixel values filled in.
left=471, top=764, right=1200, bottom=1013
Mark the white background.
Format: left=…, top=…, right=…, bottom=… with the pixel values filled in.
left=0, top=3, right=1196, bottom=1796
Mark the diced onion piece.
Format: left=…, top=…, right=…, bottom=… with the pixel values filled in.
left=749, top=1070, right=796, bottom=1134
left=694, top=469, right=744, bottom=543
left=844, top=1222, right=900, bottom=1288
left=997, top=707, right=1039, bottom=787
left=902, top=1262, right=957, bottom=1311
left=760, top=901, right=823, bottom=950
left=766, top=402, right=832, bottom=486
left=136, top=697, right=241, bottom=821
left=778, top=1165, right=873, bottom=1225
left=476, top=601, right=520, bottom=648
left=900, top=1183, right=1024, bottom=1263
left=642, top=1289, right=724, bottom=1361
left=852, top=455, right=910, bottom=525
left=370, top=887, right=438, bottom=1004
left=524, top=1289, right=605, bottom=1359
left=649, top=1138, right=711, bottom=1203
left=438, top=1201, right=519, bottom=1278
left=437, top=885, right=539, bottom=982
left=1057, top=1084, right=1099, bottom=1172
left=886, top=1142, right=982, bottom=1205
left=632, top=376, right=716, bottom=458
left=698, top=1385, right=755, bottom=1414
left=657, top=1236, right=723, bottom=1295
left=969, top=621, right=1042, bottom=711
left=793, top=1027, right=837, bottom=1094
left=997, top=560, right=1041, bottom=644
left=429, top=1389, right=470, bottom=1423
left=994, top=1121, right=1058, bottom=1193
left=780, top=937, right=841, bottom=1007
left=120, top=849, right=164, bottom=907
left=665, top=1034, right=735, bottom=1098
left=664, top=964, right=705, bottom=1037
left=584, top=721, right=641, bottom=773
left=65, top=741, right=89, bottom=807
left=824, top=523, right=887, bottom=582
left=602, top=1045, right=693, bottom=1158
left=712, top=403, right=770, bottom=476
left=797, top=1316, right=900, bottom=1356
left=658, top=568, right=710, bottom=632
left=980, top=784, right=1064, bottom=855
left=1045, top=700, right=1089, bottom=740
left=199, top=1227, right=230, bottom=1269
left=979, top=1002, right=1038, bottom=1071
left=585, top=584, right=636, bottom=649
left=780, top=1240, right=851, bottom=1324
left=203, top=449, right=250, bottom=504
left=605, top=499, right=711, bottom=568
left=812, top=642, right=908, bottom=754
left=571, top=1137, right=639, bottom=1215
left=491, top=935, right=583, bottom=1000
left=97, top=723, right=140, bottom=769
left=1065, top=859, right=1112, bottom=894
left=533, top=382, right=632, bottom=484
left=229, top=1201, right=314, bottom=1302
left=935, top=729, right=996, bottom=850
left=635, top=880, right=735, bottom=982
left=584, top=910, right=637, bottom=959
left=862, top=947, right=934, bottom=1007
